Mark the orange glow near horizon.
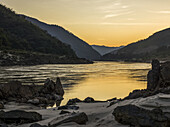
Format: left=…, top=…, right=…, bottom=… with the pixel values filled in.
left=1, top=0, right=170, bottom=47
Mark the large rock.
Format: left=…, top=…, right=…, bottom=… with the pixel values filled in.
left=43, top=78, right=64, bottom=96
left=66, top=98, right=82, bottom=105
left=49, top=112, right=88, bottom=127
left=0, top=78, right=64, bottom=106
left=55, top=77, right=64, bottom=96
left=0, top=110, right=42, bottom=124
left=147, top=59, right=160, bottom=90
left=113, top=104, right=169, bottom=127
left=83, top=97, right=95, bottom=103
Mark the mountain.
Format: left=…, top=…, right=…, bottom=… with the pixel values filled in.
left=91, top=45, right=124, bottom=56
left=102, top=28, right=170, bottom=62
left=24, top=16, right=101, bottom=60
left=0, top=4, right=91, bottom=65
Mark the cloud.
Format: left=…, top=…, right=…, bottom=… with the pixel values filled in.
left=104, top=11, right=133, bottom=18
left=100, top=22, right=162, bottom=25
left=64, top=22, right=162, bottom=26
left=148, top=10, right=170, bottom=14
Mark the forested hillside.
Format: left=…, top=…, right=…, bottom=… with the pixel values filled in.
left=0, top=4, right=75, bottom=57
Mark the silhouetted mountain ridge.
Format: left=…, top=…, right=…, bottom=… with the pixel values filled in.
left=102, top=28, right=170, bottom=61
left=23, top=15, right=101, bottom=60
left=0, top=4, right=91, bottom=65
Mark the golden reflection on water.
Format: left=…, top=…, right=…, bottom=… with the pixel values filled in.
left=61, top=62, right=150, bottom=105
left=0, top=61, right=151, bottom=105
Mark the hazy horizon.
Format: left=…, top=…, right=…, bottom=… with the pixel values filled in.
left=1, top=0, right=170, bottom=47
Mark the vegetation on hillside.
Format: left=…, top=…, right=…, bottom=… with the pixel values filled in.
left=102, top=28, right=170, bottom=62
left=0, top=4, right=76, bottom=57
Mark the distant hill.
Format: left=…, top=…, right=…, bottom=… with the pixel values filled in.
left=0, top=4, right=91, bottom=65
left=102, top=28, right=170, bottom=62
left=24, top=16, right=101, bottom=60
left=91, top=45, right=124, bottom=56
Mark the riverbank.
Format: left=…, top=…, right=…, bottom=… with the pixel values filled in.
left=0, top=59, right=170, bottom=127
left=0, top=50, right=93, bottom=66
left=2, top=93, right=169, bottom=127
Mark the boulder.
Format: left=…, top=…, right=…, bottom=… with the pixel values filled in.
left=83, top=97, right=95, bottom=103
left=147, top=59, right=160, bottom=90
left=0, top=110, right=42, bottom=124
left=55, top=77, right=64, bottom=96
left=43, top=78, right=64, bottom=96
left=113, top=104, right=169, bottom=127
left=66, top=98, right=82, bottom=105
left=0, top=81, right=21, bottom=98
left=49, top=112, right=88, bottom=127
left=0, top=78, right=64, bottom=107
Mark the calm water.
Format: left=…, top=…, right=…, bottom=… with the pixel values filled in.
left=0, top=61, right=151, bottom=105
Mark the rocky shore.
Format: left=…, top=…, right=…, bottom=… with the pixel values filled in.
left=0, top=78, right=64, bottom=107
left=0, top=59, right=170, bottom=127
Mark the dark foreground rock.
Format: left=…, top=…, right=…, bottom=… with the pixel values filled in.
left=83, top=97, right=95, bottom=103
left=49, top=112, right=88, bottom=127
left=0, top=110, right=42, bottom=124
left=124, top=59, right=170, bottom=100
left=66, top=98, right=82, bottom=105
left=113, top=104, right=169, bottom=127
left=0, top=78, right=64, bottom=107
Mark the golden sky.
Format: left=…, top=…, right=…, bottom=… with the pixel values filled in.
left=1, top=0, right=170, bottom=46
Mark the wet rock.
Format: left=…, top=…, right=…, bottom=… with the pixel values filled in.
left=58, top=105, right=79, bottom=110
left=84, top=97, right=95, bottom=103
left=30, top=123, right=47, bottom=127
left=49, top=112, right=88, bottom=126
left=113, top=104, right=169, bottom=127
left=59, top=110, right=71, bottom=115
left=0, top=110, right=42, bottom=124
left=67, top=98, right=82, bottom=105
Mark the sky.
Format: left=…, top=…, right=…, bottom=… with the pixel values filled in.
left=1, top=0, right=170, bottom=46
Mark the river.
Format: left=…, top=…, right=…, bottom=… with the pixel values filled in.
left=0, top=61, right=151, bottom=105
